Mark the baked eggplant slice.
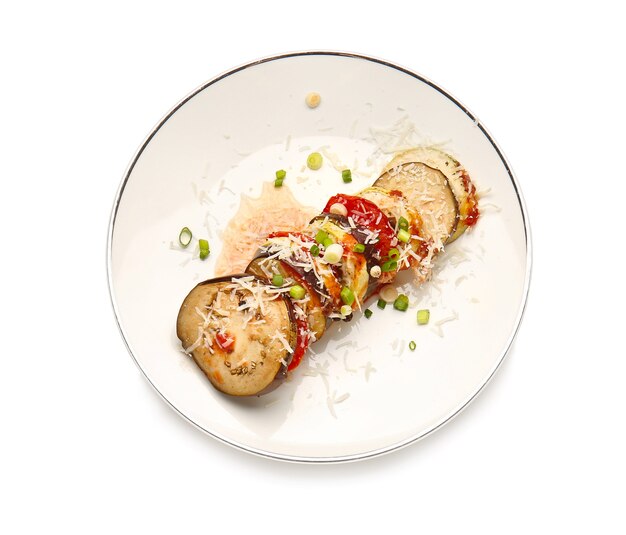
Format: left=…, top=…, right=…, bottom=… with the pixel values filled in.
left=378, top=148, right=479, bottom=243
left=176, top=275, right=297, bottom=396
left=246, top=252, right=327, bottom=341
left=375, top=160, right=458, bottom=249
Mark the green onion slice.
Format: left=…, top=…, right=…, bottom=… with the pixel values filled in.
left=315, top=230, right=328, bottom=244
left=409, top=340, right=416, bottom=351
left=342, top=169, right=352, bottom=183
left=388, top=247, right=400, bottom=261
left=353, top=243, right=365, bottom=253
left=275, top=169, right=286, bottom=180
left=310, top=244, right=320, bottom=257
left=340, top=286, right=355, bottom=306
left=381, top=260, right=398, bottom=272
left=398, top=216, right=409, bottom=230
left=322, top=237, right=334, bottom=248
left=397, top=229, right=411, bottom=243
left=274, top=177, right=284, bottom=187
left=364, top=309, right=373, bottom=319
left=178, top=227, right=192, bottom=248
left=393, top=294, right=409, bottom=311
left=307, top=152, right=323, bottom=170
left=377, top=298, right=387, bottom=310
left=272, top=274, right=284, bottom=287
left=199, top=239, right=210, bottom=260
left=289, top=285, right=306, bottom=300
left=417, top=309, right=430, bottom=325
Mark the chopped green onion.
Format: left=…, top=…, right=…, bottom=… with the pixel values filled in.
left=289, top=285, right=306, bottom=300
left=310, top=244, right=320, bottom=257
left=353, top=243, right=365, bottom=253
left=393, top=294, right=409, bottom=311
left=381, top=259, right=398, bottom=272
left=364, top=309, right=373, bottom=319
left=342, top=169, right=352, bottom=183
left=272, top=274, right=284, bottom=287
left=388, top=247, right=400, bottom=261
left=409, top=340, right=416, bottom=351
left=397, top=229, right=411, bottom=243
left=417, top=309, right=430, bottom=325
left=323, top=243, right=343, bottom=264
left=340, top=286, right=355, bottom=306
left=178, top=227, right=192, bottom=248
left=199, top=239, right=210, bottom=260
left=322, top=237, right=334, bottom=248
left=398, top=216, right=409, bottom=230
left=377, top=298, right=387, bottom=310
left=307, top=152, right=323, bottom=170
left=275, top=169, right=286, bottom=180
left=274, top=177, right=284, bottom=187
left=340, top=304, right=353, bottom=317
left=315, top=230, right=328, bottom=244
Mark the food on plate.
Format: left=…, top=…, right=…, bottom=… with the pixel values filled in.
left=177, top=146, right=480, bottom=396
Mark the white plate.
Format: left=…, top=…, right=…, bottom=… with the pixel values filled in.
left=107, top=52, right=531, bottom=462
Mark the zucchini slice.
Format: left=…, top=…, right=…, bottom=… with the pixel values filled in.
left=176, top=275, right=297, bottom=397
left=375, top=159, right=458, bottom=249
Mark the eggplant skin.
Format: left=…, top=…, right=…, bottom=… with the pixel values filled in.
left=176, top=275, right=296, bottom=396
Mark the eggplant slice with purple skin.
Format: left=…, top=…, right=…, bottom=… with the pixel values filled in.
left=176, top=275, right=297, bottom=397
left=375, top=160, right=458, bottom=249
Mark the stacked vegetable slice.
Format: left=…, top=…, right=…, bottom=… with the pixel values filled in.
left=177, top=147, right=480, bottom=396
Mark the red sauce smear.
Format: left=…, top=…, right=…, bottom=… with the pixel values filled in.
left=278, top=262, right=315, bottom=371
left=215, top=331, right=235, bottom=353
left=323, top=194, right=395, bottom=257
left=461, top=172, right=480, bottom=227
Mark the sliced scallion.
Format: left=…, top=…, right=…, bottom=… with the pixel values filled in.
left=315, top=230, right=328, bottom=244
left=393, top=294, right=409, bottom=311
left=342, top=169, right=352, bottom=183
left=388, top=247, right=400, bottom=261
left=381, top=259, right=398, bottom=272
left=340, top=304, right=353, bottom=317
left=409, top=340, right=416, bottom=351
left=178, top=227, right=192, bottom=248
left=289, top=285, right=306, bottom=300
left=398, top=216, right=409, bottom=230
left=199, top=239, right=210, bottom=260
left=397, top=229, right=411, bottom=243
left=364, top=309, right=373, bottom=319
left=322, top=237, right=334, bottom=248
left=307, top=152, right=323, bottom=170
left=377, top=298, right=387, bottom=310
left=272, top=274, right=284, bottom=287
left=310, top=244, right=320, bottom=257
left=353, top=243, right=365, bottom=253
left=274, top=177, right=284, bottom=187
left=417, top=309, right=430, bottom=325
left=340, top=286, right=355, bottom=306
left=275, top=169, right=286, bottom=180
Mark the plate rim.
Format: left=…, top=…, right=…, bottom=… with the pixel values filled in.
left=106, top=50, right=533, bottom=464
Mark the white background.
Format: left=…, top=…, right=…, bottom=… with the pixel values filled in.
left=1, top=1, right=624, bottom=533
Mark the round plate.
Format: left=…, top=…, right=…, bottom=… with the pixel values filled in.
left=107, top=52, right=531, bottom=462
